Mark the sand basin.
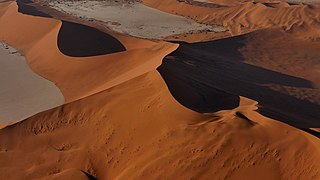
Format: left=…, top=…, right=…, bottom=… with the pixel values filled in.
left=48, top=0, right=226, bottom=39
left=0, top=42, right=64, bottom=124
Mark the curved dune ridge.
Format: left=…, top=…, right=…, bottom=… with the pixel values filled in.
left=0, top=0, right=320, bottom=179
left=1, top=71, right=320, bottom=179
left=0, top=1, right=178, bottom=102
left=144, top=0, right=320, bottom=36
left=148, top=0, right=320, bottom=134
left=158, top=29, right=320, bottom=135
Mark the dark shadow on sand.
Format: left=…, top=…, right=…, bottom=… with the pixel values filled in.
left=16, top=0, right=126, bottom=57
left=17, top=0, right=52, bottom=18
left=58, top=21, right=126, bottom=57
left=158, top=35, right=320, bottom=137
left=81, top=171, right=97, bottom=180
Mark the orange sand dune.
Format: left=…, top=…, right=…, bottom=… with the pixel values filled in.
left=144, top=0, right=320, bottom=37
left=0, top=1, right=178, bottom=102
left=1, top=71, right=320, bottom=179
left=159, top=25, right=320, bottom=135
left=0, top=0, right=320, bottom=179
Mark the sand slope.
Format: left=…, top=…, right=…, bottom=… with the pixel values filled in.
left=1, top=71, right=320, bottom=179
left=0, top=1, right=178, bottom=102
left=159, top=26, right=320, bottom=135
left=144, top=0, right=320, bottom=36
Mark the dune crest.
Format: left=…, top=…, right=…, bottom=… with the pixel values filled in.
left=1, top=70, right=320, bottom=179
left=0, top=1, right=178, bottom=102
left=144, top=0, right=320, bottom=36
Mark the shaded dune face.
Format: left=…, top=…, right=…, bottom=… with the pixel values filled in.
left=179, top=0, right=226, bottom=8
left=158, top=34, right=320, bottom=137
left=1, top=1, right=178, bottom=103
left=16, top=0, right=52, bottom=18
left=16, top=0, right=126, bottom=57
left=158, top=58, right=240, bottom=113
left=58, top=21, right=126, bottom=57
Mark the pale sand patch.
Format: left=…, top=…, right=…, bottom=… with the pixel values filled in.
left=48, top=0, right=226, bottom=39
left=0, top=42, right=64, bottom=124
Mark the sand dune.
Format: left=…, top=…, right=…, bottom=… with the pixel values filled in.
left=0, top=1, right=178, bottom=102
left=191, top=0, right=320, bottom=6
left=0, top=0, right=320, bottom=179
left=287, top=0, right=320, bottom=3
left=144, top=0, right=320, bottom=36
left=1, top=70, right=320, bottom=179
left=159, top=26, right=320, bottom=135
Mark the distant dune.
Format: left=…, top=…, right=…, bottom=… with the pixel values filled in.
left=144, top=0, right=320, bottom=36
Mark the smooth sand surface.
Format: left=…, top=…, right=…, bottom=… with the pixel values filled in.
left=48, top=0, right=225, bottom=39
left=0, top=42, right=64, bottom=124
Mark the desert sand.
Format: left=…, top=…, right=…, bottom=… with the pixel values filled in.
left=144, top=0, right=320, bottom=36
left=0, top=1, right=179, bottom=102
left=0, top=0, right=320, bottom=179
left=287, top=0, right=320, bottom=3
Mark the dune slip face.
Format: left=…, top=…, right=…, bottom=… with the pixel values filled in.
left=57, top=20, right=126, bottom=57
left=1, top=70, right=320, bottom=179
left=159, top=28, right=320, bottom=136
left=0, top=41, right=64, bottom=126
left=0, top=1, right=179, bottom=103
